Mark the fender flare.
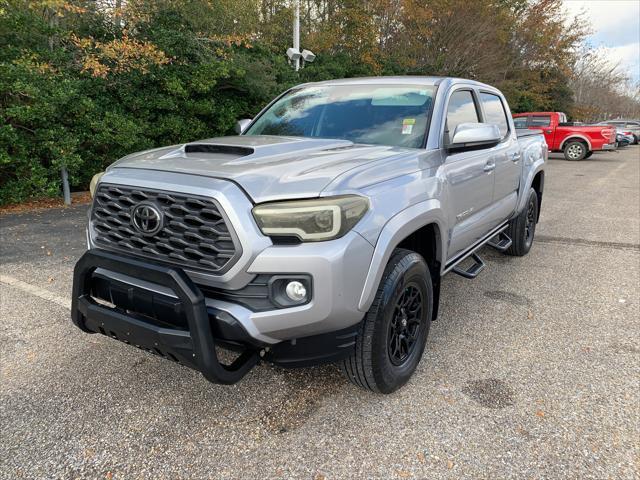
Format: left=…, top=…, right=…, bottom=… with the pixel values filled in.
left=516, top=162, right=545, bottom=214
left=559, top=134, right=592, bottom=151
left=357, top=199, right=447, bottom=312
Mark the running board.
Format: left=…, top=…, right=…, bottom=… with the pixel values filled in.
left=443, top=222, right=509, bottom=278
left=488, top=232, right=512, bottom=252
left=452, top=253, right=485, bottom=279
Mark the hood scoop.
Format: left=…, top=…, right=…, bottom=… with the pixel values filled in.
left=184, top=144, right=254, bottom=157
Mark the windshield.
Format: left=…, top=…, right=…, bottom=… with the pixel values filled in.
left=245, top=84, right=436, bottom=148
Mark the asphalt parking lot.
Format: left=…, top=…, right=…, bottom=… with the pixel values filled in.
left=1, top=146, right=639, bottom=479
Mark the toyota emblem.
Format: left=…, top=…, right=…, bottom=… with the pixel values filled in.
left=132, top=203, right=163, bottom=235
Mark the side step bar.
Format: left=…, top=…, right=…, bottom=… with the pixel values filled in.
left=452, top=253, right=485, bottom=279
left=488, top=232, right=513, bottom=252
left=443, top=222, right=509, bottom=280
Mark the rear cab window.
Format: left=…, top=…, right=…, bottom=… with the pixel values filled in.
left=445, top=90, right=480, bottom=144
left=530, top=116, right=551, bottom=127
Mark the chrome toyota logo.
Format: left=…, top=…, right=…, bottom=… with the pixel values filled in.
left=132, top=203, right=163, bottom=235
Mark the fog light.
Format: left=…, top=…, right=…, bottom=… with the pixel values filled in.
left=285, top=281, right=307, bottom=302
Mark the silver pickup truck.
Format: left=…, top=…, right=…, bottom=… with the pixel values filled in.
left=72, top=77, right=546, bottom=393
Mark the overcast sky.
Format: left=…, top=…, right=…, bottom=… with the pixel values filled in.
left=563, top=0, right=640, bottom=83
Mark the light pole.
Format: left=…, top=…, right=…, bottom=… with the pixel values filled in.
left=293, top=0, right=300, bottom=71
left=286, top=0, right=315, bottom=70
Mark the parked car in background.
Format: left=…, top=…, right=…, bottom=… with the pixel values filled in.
left=615, top=128, right=633, bottom=147
left=72, top=77, right=547, bottom=393
left=597, top=120, right=639, bottom=144
left=513, top=112, right=616, bottom=160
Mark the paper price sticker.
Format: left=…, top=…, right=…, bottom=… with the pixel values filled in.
left=402, top=118, right=415, bottom=135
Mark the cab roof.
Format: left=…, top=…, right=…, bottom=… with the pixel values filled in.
left=301, top=76, right=498, bottom=91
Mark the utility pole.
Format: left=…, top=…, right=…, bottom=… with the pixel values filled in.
left=293, top=0, right=300, bottom=71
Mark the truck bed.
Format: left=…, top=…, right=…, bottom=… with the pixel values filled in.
left=516, top=128, right=542, bottom=138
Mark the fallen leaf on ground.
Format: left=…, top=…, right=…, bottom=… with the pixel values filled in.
left=0, top=192, right=91, bottom=215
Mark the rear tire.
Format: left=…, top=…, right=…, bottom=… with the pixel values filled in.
left=505, top=188, right=539, bottom=257
left=341, top=249, right=432, bottom=394
left=564, top=141, right=587, bottom=161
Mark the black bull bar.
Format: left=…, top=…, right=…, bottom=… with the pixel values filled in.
left=71, top=249, right=259, bottom=384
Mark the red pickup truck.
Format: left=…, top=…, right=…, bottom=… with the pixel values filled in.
left=513, top=112, right=616, bottom=161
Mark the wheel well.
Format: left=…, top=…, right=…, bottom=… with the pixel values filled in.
left=396, top=223, right=442, bottom=320
left=531, top=171, right=544, bottom=221
left=563, top=137, right=590, bottom=151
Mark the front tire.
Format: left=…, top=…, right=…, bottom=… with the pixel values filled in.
left=505, top=188, right=539, bottom=257
left=584, top=151, right=593, bottom=159
left=341, top=249, right=432, bottom=393
left=564, top=141, right=587, bottom=161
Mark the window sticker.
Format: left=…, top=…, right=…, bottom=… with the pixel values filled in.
left=402, top=118, right=415, bottom=134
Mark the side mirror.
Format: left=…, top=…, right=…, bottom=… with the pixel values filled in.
left=235, top=119, right=252, bottom=135
left=449, top=123, right=501, bottom=150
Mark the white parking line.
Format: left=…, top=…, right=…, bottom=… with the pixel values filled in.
left=0, top=274, right=71, bottom=310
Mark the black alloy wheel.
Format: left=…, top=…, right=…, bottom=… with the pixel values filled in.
left=388, top=284, right=423, bottom=366
left=505, top=187, right=539, bottom=257
left=524, top=194, right=537, bottom=249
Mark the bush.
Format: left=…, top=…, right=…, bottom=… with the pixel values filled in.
left=0, top=4, right=299, bottom=204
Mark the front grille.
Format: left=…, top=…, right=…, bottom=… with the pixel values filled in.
left=91, top=184, right=240, bottom=273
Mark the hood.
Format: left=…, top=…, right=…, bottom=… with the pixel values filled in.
left=109, top=135, right=422, bottom=203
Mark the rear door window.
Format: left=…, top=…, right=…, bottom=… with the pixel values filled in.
left=530, top=116, right=551, bottom=127
left=445, top=90, right=479, bottom=143
left=480, top=92, right=509, bottom=137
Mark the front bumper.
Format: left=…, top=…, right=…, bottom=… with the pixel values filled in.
left=72, top=249, right=364, bottom=383
left=602, top=142, right=617, bottom=151
left=89, top=230, right=374, bottom=344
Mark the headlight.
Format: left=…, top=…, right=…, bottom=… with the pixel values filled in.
left=252, top=195, right=369, bottom=242
left=89, top=172, right=105, bottom=198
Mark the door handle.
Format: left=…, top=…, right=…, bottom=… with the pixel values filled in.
left=545, top=130, right=552, bottom=134
left=511, top=153, right=521, bottom=162
left=483, top=162, right=495, bottom=172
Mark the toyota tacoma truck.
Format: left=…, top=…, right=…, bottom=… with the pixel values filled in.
left=72, top=77, right=546, bottom=393
left=513, top=111, right=615, bottom=160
